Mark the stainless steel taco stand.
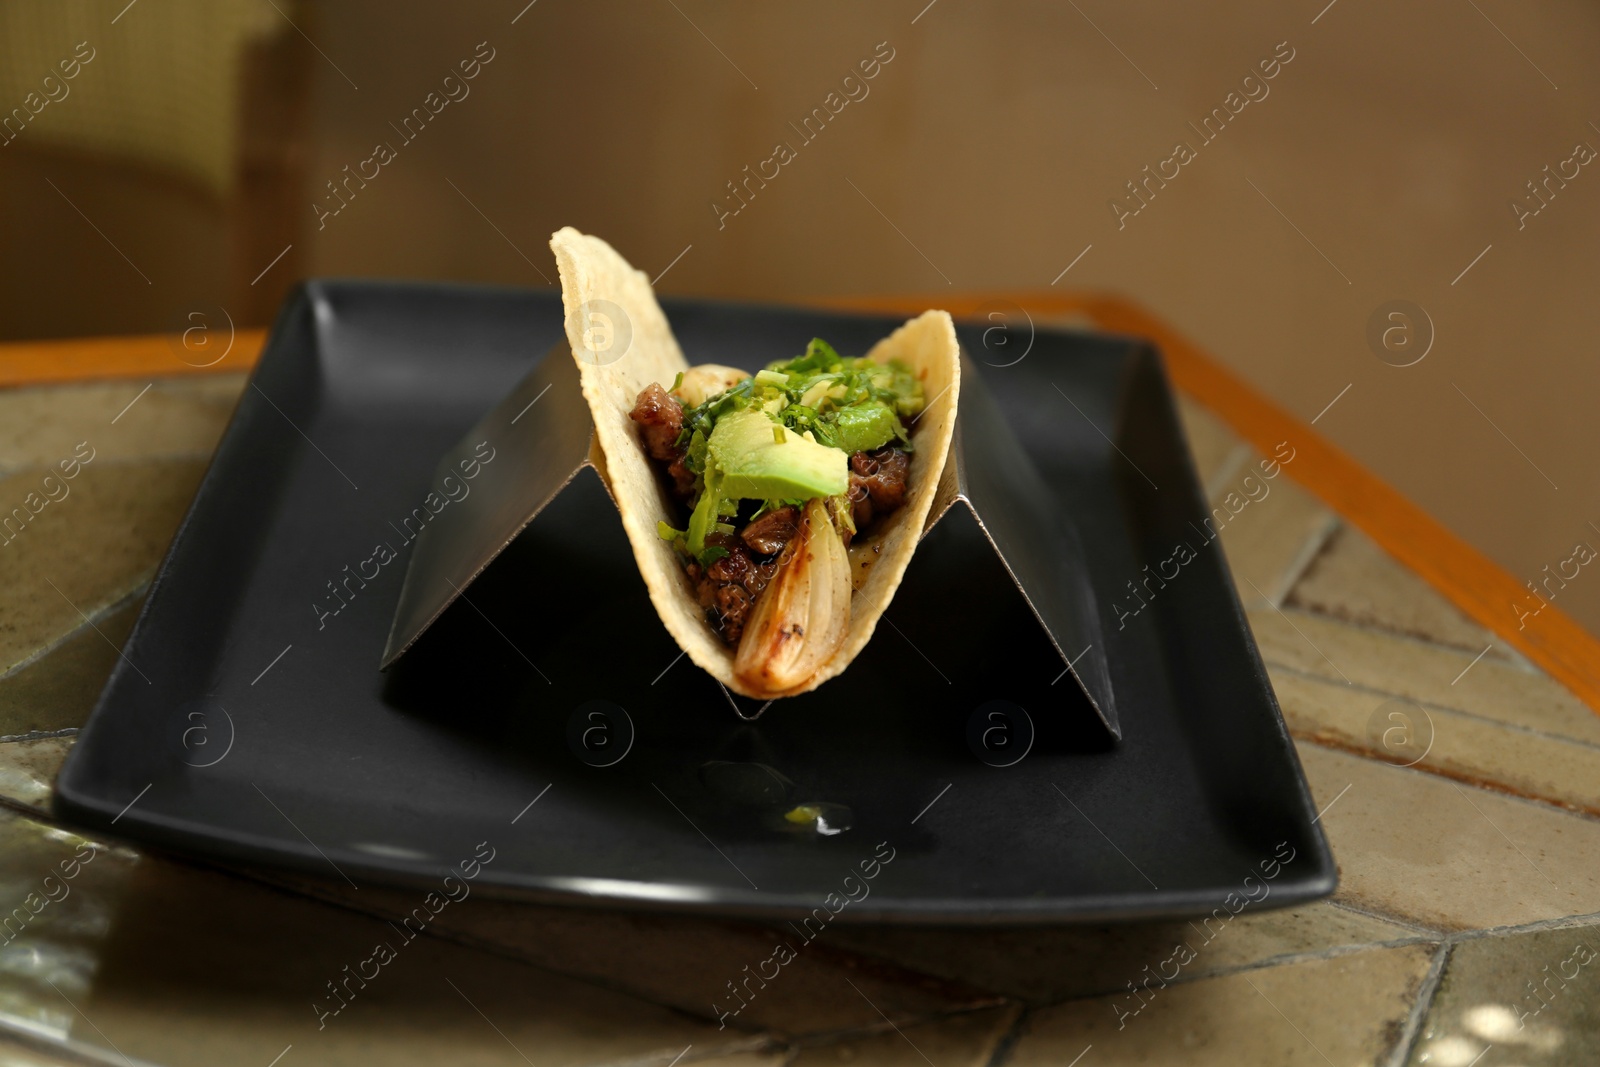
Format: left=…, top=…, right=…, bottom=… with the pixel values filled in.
left=381, top=344, right=1119, bottom=738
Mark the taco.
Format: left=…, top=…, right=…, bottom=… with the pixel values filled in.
left=550, top=227, right=959, bottom=699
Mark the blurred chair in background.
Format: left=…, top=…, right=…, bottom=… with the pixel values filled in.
left=0, top=0, right=310, bottom=338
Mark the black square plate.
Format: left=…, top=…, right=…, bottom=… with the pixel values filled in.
left=55, top=282, right=1334, bottom=922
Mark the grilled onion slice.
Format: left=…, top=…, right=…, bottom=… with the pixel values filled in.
left=733, top=497, right=851, bottom=694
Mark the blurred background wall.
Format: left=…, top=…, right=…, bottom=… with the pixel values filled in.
left=2, top=0, right=1598, bottom=637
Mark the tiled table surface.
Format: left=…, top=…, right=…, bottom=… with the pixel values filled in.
left=0, top=374, right=1597, bottom=1067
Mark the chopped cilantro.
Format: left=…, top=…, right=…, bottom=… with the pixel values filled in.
left=668, top=337, right=924, bottom=560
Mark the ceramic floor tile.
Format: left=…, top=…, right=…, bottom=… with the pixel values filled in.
left=68, top=848, right=773, bottom=1066
left=0, top=738, right=74, bottom=813
left=828, top=902, right=1421, bottom=1005
left=1298, top=742, right=1600, bottom=932
left=0, top=377, right=242, bottom=473
left=1248, top=607, right=1600, bottom=749
left=1, top=1015, right=185, bottom=1067
left=1009, top=943, right=1438, bottom=1067
left=1174, top=396, right=1248, bottom=498
left=1273, top=666, right=1600, bottom=817
left=0, top=598, right=140, bottom=740
left=690, top=1052, right=786, bottom=1067
left=1405, top=922, right=1600, bottom=1067
left=0, top=459, right=204, bottom=674
left=0, top=1023, right=153, bottom=1067
left=1286, top=523, right=1504, bottom=658
left=789, top=1005, right=1019, bottom=1067
left=0, top=809, right=141, bottom=1043
left=250, top=871, right=1000, bottom=1039
left=1212, top=456, right=1338, bottom=608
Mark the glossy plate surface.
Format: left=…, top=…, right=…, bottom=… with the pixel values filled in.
left=56, top=282, right=1334, bottom=922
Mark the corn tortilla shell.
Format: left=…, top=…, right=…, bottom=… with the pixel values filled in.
left=550, top=226, right=960, bottom=698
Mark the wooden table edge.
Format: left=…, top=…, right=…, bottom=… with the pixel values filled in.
left=5, top=292, right=1596, bottom=714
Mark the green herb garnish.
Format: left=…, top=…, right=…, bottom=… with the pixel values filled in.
left=670, top=338, right=924, bottom=560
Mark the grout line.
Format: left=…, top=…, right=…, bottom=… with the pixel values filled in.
left=1267, top=513, right=1343, bottom=608
left=845, top=975, right=942, bottom=1066
left=0, top=727, right=79, bottom=745
left=1267, top=657, right=1600, bottom=756
left=983, top=1004, right=1029, bottom=1067
left=1321, top=898, right=1446, bottom=937
left=1390, top=943, right=1451, bottom=1067
left=1248, top=578, right=1352, bottom=683
left=0, top=578, right=153, bottom=683
left=1013, top=907, right=1600, bottom=1019
left=1293, top=734, right=1600, bottom=826
left=773, top=1004, right=1009, bottom=1057
left=1494, top=641, right=1544, bottom=676
left=1447, top=907, right=1600, bottom=941
left=48, top=606, right=145, bottom=687
left=1260, top=600, right=1513, bottom=670
left=1012, top=937, right=1444, bottom=1014
left=783, top=1002, right=1016, bottom=1054
left=1150, top=939, right=1441, bottom=989
left=1202, top=442, right=1255, bottom=502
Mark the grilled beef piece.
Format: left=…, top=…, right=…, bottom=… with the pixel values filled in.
left=664, top=452, right=697, bottom=502
left=741, top=506, right=800, bottom=555
left=630, top=382, right=682, bottom=459
left=712, top=585, right=753, bottom=644
left=687, top=547, right=782, bottom=646
left=846, top=446, right=910, bottom=531
left=630, top=383, right=697, bottom=501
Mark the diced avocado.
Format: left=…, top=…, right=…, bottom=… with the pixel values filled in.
left=708, top=410, right=847, bottom=501
left=828, top=401, right=899, bottom=453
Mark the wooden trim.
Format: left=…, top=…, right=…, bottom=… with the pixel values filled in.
left=0, top=329, right=265, bottom=390
left=4, top=293, right=1597, bottom=713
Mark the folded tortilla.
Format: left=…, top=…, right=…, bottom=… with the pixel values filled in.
left=550, top=227, right=960, bottom=698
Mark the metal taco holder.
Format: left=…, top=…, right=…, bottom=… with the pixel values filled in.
left=380, top=344, right=1119, bottom=737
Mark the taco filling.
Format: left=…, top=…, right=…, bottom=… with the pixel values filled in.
left=550, top=226, right=958, bottom=700
left=628, top=339, right=925, bottom=692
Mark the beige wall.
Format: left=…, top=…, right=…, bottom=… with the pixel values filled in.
left=6, top=0, right=1599, bottom=637
left=307, top=0, right=1600, bottom=637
